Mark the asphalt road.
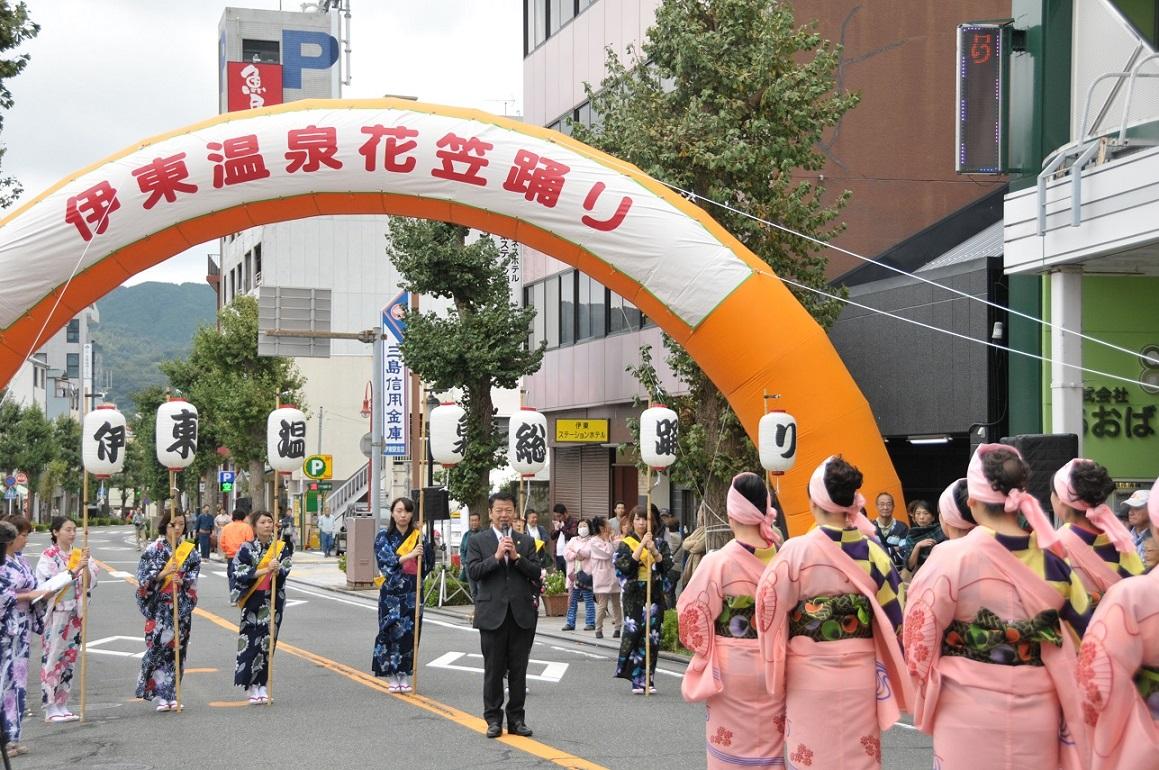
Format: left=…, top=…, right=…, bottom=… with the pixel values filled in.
left=12, top=526, right=935, bottom=769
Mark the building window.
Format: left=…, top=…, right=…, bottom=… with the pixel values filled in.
left=66, top=353, right=79, bottom=380
left=545, top=274, right=560, bottom=349
left=576, top=273, right=606, bottom=341
left=242, top=38, right=279, bottom=64
left=526, top=281, right=547, bottom=349
left=560, top=270, right=576, bottom=345
left=66, top=319, right=80, bottom=343
left=253, top=243, right=262, bottom=286
left=244, top=250, right=253, bottom=293
left=525, top=0, right=598, bottom=56
left=550, top=0, right=574, bottom=35
left=609, top=292, right=642, bottom=334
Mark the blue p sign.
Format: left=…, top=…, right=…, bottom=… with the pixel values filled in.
left=282, top=29, right=339, bottom=89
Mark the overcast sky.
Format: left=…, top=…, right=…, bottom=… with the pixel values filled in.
left=4, top=0, right=522, bottom=286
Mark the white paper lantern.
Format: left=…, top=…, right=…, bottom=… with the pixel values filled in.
left=155, top=398, right=199, bottom=471
left=267, top=405, right=307, bottom=473
left=640, top=405, right=678, bottom=469
left=430, top=402, right=467, bottom=466
left=759, top=410, right=798, bottom=475
left=82, top=404, right=127, bottom=478
left=508, top=407, right=548, bottom=476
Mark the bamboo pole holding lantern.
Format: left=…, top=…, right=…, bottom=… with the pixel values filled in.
left=410, top=388, right=429, bottom=695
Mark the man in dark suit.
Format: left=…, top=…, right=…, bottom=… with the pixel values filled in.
left=466, top=491, right=541, bottom=739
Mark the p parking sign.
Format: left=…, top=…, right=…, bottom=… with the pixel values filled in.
left=218, top=470, right=236, bottom=493
left=303, top=454, right=333, bottom=480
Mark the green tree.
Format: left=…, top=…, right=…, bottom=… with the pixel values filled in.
left=0, top=1, right=38, bottom=209
left=386, top=220, right=544, bottom=517
left=51, top=415, right=81, bottom=497
left=0, top=401, right=52, bottom=516
left=162, top=296, right=304, bottom=512
left=122, top=386, right=169, bottom=511
left=572, top=0, right=858, bottom=544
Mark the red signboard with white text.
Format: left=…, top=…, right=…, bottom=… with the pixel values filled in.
left=226, top=62, right=284, bottom=112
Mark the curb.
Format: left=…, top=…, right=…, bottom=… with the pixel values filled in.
left=284, top=574, right=692, bottom=666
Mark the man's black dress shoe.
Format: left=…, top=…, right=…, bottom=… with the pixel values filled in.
left=508, top=722, right=533, bottom=737
left=486, top=723, right=502, bottom=739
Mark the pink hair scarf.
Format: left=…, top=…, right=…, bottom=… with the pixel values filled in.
left=1052, top=459, right=1135, bottom=554
left=966, top=443, right=1062, bottom=556
left=937, top=479, right=974, bottom=532
left=726, top=474, right=781, bottom=548
left=807, top=456, right=876, bottom=536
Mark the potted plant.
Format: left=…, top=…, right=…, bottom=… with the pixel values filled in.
left=542, top=570, right=568, bottom=617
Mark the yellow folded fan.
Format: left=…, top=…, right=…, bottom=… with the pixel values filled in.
left=161, top=541, right=196, bottom=591
left=374, top=529, right=423, bottom=587
left=52, top=548, right=84, bottom=604
left=235, top=540, right=284, bottom=606
left=621, top=535, right=655, bottom=581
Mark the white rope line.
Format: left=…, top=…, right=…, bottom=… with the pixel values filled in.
left=0, top=203, right=111, bottom=410
left=778, top=274, right=1151, bottom=389
left=664, top=183, right=1159, bottom=368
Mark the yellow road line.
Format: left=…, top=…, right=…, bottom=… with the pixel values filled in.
left=96, top=559, right=608, bottom=770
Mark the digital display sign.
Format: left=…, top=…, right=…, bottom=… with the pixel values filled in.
left=956, top=24, right=1007, bottom=174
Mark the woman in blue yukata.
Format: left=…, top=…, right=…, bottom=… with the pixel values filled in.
left=134, top=509, right=200, bottom=713
left=230, top=510, right=292, bottom=705
left=614, top=504, right=673, bottom=694
left=0, top=518, right=47, bottom=757
left=372, top=496, right=433, bottom=693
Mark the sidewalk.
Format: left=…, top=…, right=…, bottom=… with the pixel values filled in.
left=282, top=553, right=692, bottom=665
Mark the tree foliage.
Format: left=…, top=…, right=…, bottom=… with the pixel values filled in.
left=0, top=1, right=38, bottom=209
left=572, top=0, right=858, bottom=541
left=162, top=296, right=305, bottom=511
left=386, top=219, right=544, bottom=516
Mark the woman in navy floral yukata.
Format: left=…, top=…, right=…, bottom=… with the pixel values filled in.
left=230, top=510, right=292, bottom=705
left=614, top=505, right=673, bottom=694
left=372, top=496, right=433, bottom=693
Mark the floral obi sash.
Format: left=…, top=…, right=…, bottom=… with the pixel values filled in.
left=788, top=593, right=873, bottom=642
left=941, top=607, right=1062, bottom=667
left=714, top=594, right=758, bottom=639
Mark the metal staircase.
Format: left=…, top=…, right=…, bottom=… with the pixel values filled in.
left=328, top=460, right=370, bottom=526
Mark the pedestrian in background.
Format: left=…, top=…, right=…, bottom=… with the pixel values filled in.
left=231, top=510, right=292, bottom=705
left=131, top=507, right=148, bottom=550
left=135, top=509, right=200, bottom=713
left=212, top=506, right=230, bottom=558
left=608, top=502, right=624, bottom=536
left=460, top=511, right=481, bottom=599
left=372, top=497, right=433, bottom=694
left=1124, top=489, right=1151, bottom=561
left=901, top=499, right=944, bottom=577
left=872, top=491, right=909, bottom=572
left=614, top=505, right=672, bottom=694
left=562, top=519, right=596, bottom=632
left=36, top=516, right=98, bottom=724
left=278, top=511, right=295, bottom=546
left=588, top=516, right=621, bottom=640
left=219, top=509, right=254, bottom=587
left=317, top=506, right=337, bottom=558
left=196, top=505, right=214, bottom=560
left=550, top=504, right=575, bottom=573
left=0, top=518, right=46, bottom=756
left=677, top=506, right=707, bottom=595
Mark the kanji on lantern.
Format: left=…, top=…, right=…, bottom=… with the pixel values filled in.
left=502, top=149, right=570, bottom=207
left=132, top=152, right=198, bottom=209
left=94, top=421, right=126, bottom=464
left=208, top=134, right=271, bottom=188
left=65, top=181, right=121, bottom=241
left=508, top=408, right=548, bottom=476
left=156, top=399, right=199, bottom=470
left=359, top=124, right=419, bottom=173
left=431, top=132, right=493, bottom=186
left=640, top=405, right=678, bottom=469
left=267, top=406, right=307, bottom=473
left=430, top=402, right=467, bottom=467
left=758, top=411, right=797, bottom=475
left=285, top=124, right=343, bottom=173
left=581, top=181, right=633, bottom=232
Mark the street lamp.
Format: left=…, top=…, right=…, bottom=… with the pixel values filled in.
left=360, top=382, right=373, bottom=420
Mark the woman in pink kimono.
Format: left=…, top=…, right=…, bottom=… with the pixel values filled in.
left=1051, top=458, right=1144, bottom=604
left=755, top=456, right=911, bottom=770
left=678, top=472, right=783, bottom=769
left=904, top=444, right=1091, bottom=770
left=1078, top=476, right=1159, bottom=770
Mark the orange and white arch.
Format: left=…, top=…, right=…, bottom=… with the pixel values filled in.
left=0, top=98, right=898, bottom=532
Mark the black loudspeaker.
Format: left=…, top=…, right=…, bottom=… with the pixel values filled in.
left=999, top=434, right=1079, bottom=511
left=235, top=497, right=253, bottom=515
left=409, top=487, right=450, bottom=520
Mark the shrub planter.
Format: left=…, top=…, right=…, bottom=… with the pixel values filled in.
left=542, top=593, right=568, bottom=617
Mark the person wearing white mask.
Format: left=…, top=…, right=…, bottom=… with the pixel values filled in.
left=562, top=518, right=596, bottom=632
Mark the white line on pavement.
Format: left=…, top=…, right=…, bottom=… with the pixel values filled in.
left=549, top=645, right=606, bottom=660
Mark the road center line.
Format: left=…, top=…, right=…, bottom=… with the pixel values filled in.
left=94, top=558, right=609, bottom=770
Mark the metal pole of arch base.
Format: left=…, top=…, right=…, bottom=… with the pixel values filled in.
left=644, top=465, right=654, bottom=698
left=78, top=470, right=90, bottom=720
left=268, top=471, right=280, bottom=706
left=411, top=390, right=428, bottom=695
left=169, top=470, right=183, bottom=714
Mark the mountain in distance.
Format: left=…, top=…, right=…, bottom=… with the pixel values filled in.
left=93, top=282, right=217, bottom=411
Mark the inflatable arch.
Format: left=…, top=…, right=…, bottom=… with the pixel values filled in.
left=0, top=98, right=899, bottom=533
